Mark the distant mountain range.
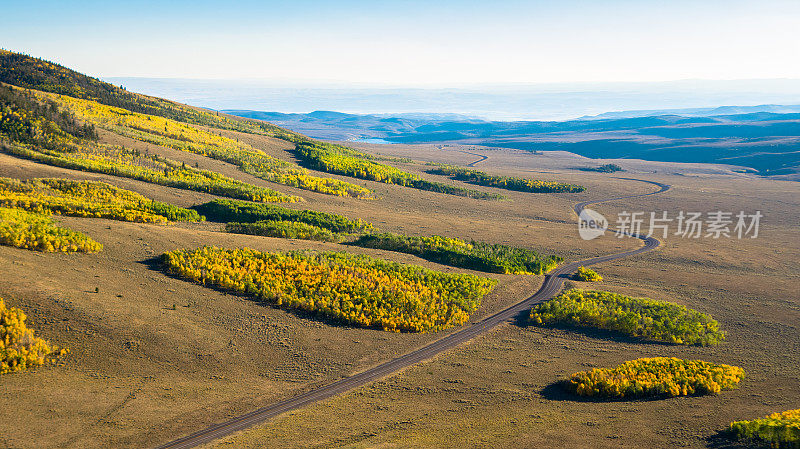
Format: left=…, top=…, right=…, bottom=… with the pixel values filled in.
left=582, top=104, right=800, bottom=120
left=108, top=77, right=800, bottom=121
left=225, top=108, right=800, bottom=177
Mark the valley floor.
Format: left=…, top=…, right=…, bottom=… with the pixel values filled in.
left=1, top=136, right=798, bottom=449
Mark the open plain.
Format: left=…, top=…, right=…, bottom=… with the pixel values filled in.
left=1, top=124, right=798, bottom=448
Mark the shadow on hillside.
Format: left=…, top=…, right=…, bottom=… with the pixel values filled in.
left=539, top=382, right=685, bottom=403
left=705, top=433, right=771, bottom=449
left=516, top=316, right=679, bottom=347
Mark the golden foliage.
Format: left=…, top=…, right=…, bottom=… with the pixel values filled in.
left=350, top=232, right=562, bottom=274
left=162, top=247, right=496, bottom=332
left=574, top=266, right=602, bottom=282
left=225, top=220, right=340, bottom=242
left=2, top=141, right=298, bottom=203
left=0, top=177, right=201, bottom=223
left=0, top=297, right=66, bottom=374
left=0, top=84, right=299, bottom=203
left=729, top=409, right=800, bottom=447
left=0, top=207, right=102, bottom=253
left=566, top=357, right=744, bottom=398
left=41, top=92, right=372, bottom=199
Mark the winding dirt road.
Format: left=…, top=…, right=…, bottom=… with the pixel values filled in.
left=459, top=150, right=489, bottom=167
left=155, top=178, right=671, bottom=449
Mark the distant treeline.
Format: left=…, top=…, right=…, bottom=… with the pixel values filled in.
left=294, top=141, right=504, bottom=200
left=426, top=164, right=586, bottom=193
left=578, top=163, right=624, bottom=173
left=193, top=199, right=374, bottom=234
left=348, top=232, right=561, bottom=275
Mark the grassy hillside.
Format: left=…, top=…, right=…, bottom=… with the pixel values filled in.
left=42, top=90, right=373, bottom=198
left=0, top=84, right=299, bottom=202
left=0, top=50, right=278, bottom=134
left=3, top=49, right=798, bottom=449
left=564, top=357, right=744, bottom=398
left=0, top=50, right=509, bottom=199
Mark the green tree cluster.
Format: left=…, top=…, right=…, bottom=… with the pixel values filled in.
left=529, top=289, right=725, bottom=346
left=574, top=266, right=602, bottom=282
left=427, top=164, right=586, bottom=193
left=194, top=199, right=374, bottom=233
left=349, top=232, right=561, bottom=275
left=729, top=409, right=800, bottom=448
left=226, top=220, right=339, bottom=242
left=0, top=297, right=66, bottom=374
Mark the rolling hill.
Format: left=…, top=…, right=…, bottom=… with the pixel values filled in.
left=1, top=50, right=799, bottom=449
left=225, top=108, right=800, bottom=177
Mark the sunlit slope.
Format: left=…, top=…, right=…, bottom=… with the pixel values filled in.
left=0, top=50, right=530, bottom=199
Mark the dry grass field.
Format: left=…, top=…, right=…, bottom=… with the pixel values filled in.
left=1, top=124, right=798, bottom=449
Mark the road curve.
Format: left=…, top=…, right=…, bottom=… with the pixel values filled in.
left=459, top=150, right=489, bottom=167
left=155, top=178, right=671, bottom=449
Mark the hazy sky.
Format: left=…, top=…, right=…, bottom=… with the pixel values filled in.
left=3, top=0, right=800, bottom=86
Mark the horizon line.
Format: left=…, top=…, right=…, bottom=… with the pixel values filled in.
left=101, top=76, right=800, bottom=90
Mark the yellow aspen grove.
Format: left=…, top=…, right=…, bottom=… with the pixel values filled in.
left=565, top=357, right=744, bottom=399
left=729, top=409, right=800, bottom=447
left=0, top=297, right=66, bottom=374
left=0, top=84, right=299, bottom=203
left=31, top=90, right=373, bottom=199
left=0, top=177, right=202, bottom=223
left=161, top=247, right=496, bottom=333
left=0, top=207, right=102, bottom=253
left=574, top=266, right=602, bottom=282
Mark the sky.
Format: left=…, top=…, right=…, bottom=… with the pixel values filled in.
left=3, top=0, right=800, bottom=87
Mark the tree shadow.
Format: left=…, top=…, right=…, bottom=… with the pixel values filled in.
left=139, top=255, right=164, bottom=272
left=515, top=313, right=681, bottom=347
left=705, top=432, right=771, bottom=449
left=539, top=381, right=683, bottom=403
